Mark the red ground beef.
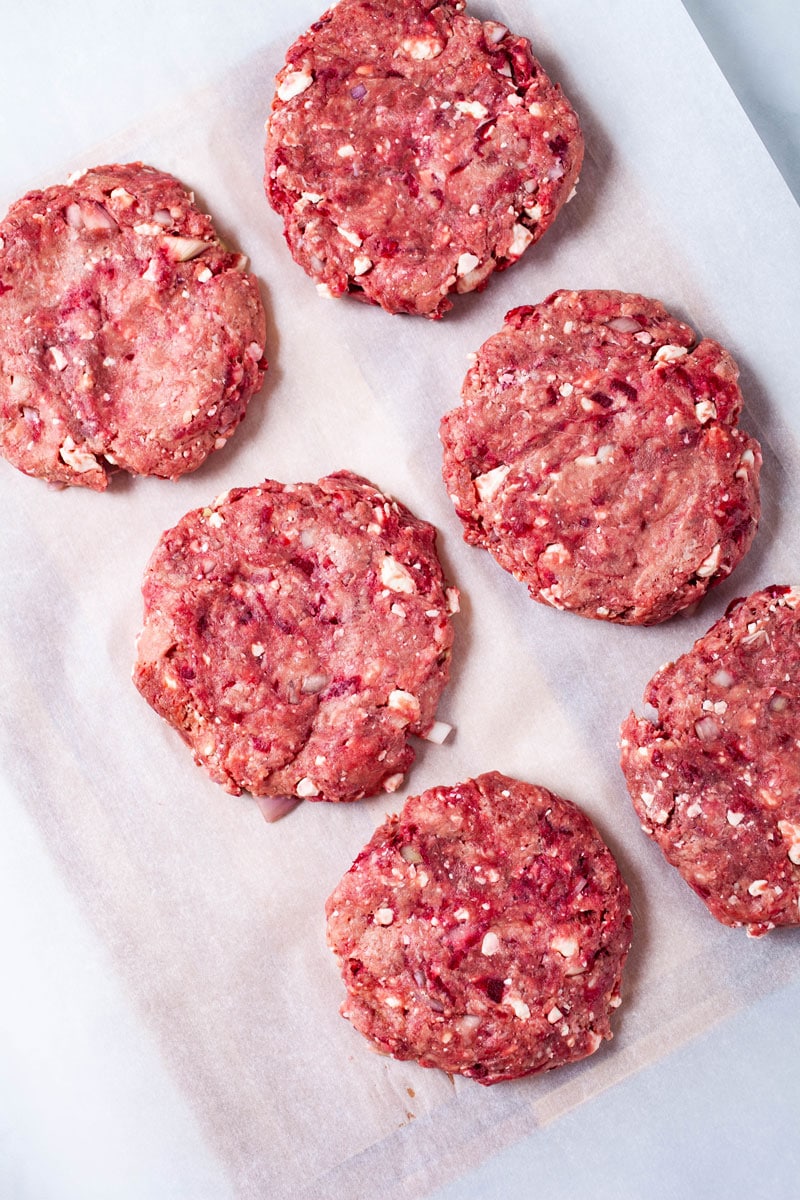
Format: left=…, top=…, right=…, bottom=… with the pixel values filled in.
left=327, top=772, right=631, bottom=1083
left=621, top=586, right=800, bottom=936
left=0, top=163, right=266, bottom=489
left=265, top=0, right=582, bottom=317
left=134, top=472, right=457, bottom=804
left=441, top=290, right=761, bottom=623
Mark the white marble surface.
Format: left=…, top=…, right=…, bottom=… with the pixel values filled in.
left=1, top=4, right=798, bottom=1199
left=683, top=0, right=800, bottom=201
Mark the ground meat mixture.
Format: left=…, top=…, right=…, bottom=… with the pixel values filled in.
left=621, top=586, right=800, bottom=937
left=264, top=0, right=582, bottom=317
left=326, top=772, right=631, bottom=1084
left=0, top=163, right=266, bottom=490
left=134, top=472, right=457, bottom=805
left=440, top=290, right=761, bottom=624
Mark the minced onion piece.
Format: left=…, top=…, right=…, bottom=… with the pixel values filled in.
left=162, top=235, right=211, bottom=261
left=608, top=316, right=642, bottom=333
left=255, top=795, right=302, bottom=823
left=422, top=720, right=453, bottom=745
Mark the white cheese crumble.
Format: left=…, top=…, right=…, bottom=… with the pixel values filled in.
left=575, top=444, right=614, bottom=468
left=456, top=258, right=493, bottom=293
left=455, top=100, right=489, bottom=119
left=295, top=777, right=320, bottom=798
left=777, top=819, right=800, bottom=865
left=541, top=542, right=570, bottom=564
left=695, top=544, right=721, bottom=578
left=507, top=223, right=533, bottom=258
left=481, top=932, right=500, bottom=956
left=456, top=251, right=481, bottom=277
left=59, top=436, right=98, bottom=473
left=337, top=225, right=362, bottom=247
left=695, top=398, right=717, bottom=424
left=387, top=690, right=420, bottom=722
left=277, top=68, right=314, bottom=101
left=654, top=343, right=688, bottom=366
left=380, top=555, right=415, bottom=593
left=474, top=463, right=510, bottom=501
left=736, top=447, right=756, bottom=479
left=507, top=997, right=531, bottom=1020
left=401, top=35, right=443, bottom=60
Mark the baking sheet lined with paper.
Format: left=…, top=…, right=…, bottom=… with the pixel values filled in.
left=1, top=2, right=799, bottom=1198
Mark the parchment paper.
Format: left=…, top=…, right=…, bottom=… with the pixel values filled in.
left=2, top=2, right=799, bottom=1197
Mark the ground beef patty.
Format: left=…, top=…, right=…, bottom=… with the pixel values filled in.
left=0, top=163, right=266, bottom=490
left=134, top=472, right=457, bottom=804
left=621, top=586, right=800, bottom=937
left=264, top=0, right=582, bottom=318
left=326, top=772, right=631, bottom=1084
left=440, top=290, right=761, bottom=624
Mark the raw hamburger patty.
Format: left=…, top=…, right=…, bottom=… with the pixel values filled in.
left=621, top=586, right=800, bottom=937
left=326, top=772, right=631, bottom=1084
left=265, top=0, right=582, bottom=317
left=0, top=163, right=266, bottom=490
left=134, top=472, right=457, bottom=803
left=440, top=290, right=762, bottom=624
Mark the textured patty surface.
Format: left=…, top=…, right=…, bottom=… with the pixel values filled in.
left=326, top=772, right=631, bottom=1083
left=134, top=472, right=456, bottom=803
left=440, top=290, right=761, bottom=624
left=621, top=586, right=800, bottom=936
left=265, top=0, right=582, bottom=317
left=0, top=163, right=266, bottom=489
